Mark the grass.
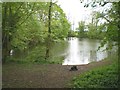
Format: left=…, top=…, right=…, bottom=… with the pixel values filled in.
left=70, top=56, right=118, bottom=88
left=6, top=55, right=64, bottom=64
left=6, top=45, right=65, bottom=64
left=5, top=42, right=67, bottom=64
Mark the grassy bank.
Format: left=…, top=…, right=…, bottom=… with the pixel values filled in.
left=70, top=56, right=118, bottom=88
left=5, top=41, right=67, bottom=64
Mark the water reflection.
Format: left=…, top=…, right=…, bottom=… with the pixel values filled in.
left=62, top=37, right=108, bottom=65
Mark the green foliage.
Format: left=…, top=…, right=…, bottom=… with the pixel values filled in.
left=6, top=40, right=68, bottom=64
left=80, top=1, right=119, bottom=50
left=68, top=30, right=77, bottom=37
left=11, top=16, right=46, bottom=51
left=87, top=23, right=97, bottom=39
left=2, top=2, right=38, bottom=62
left=77, top=21, right=86, bottom=38
left=2, top=2, right=71, bottom=63
left=71, top=58, right=118, bottom=88
left=76, top=11, right=106, bottom=40
left=51, top=3, right=71, bottom=40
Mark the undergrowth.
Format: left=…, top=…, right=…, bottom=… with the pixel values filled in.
left=71, top=57, right=118, bottom=88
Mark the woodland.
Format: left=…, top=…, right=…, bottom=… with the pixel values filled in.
left=2, top=0, right=120, bottom=88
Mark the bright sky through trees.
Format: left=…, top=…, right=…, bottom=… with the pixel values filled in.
left=57, top=0, right=112, bottom=30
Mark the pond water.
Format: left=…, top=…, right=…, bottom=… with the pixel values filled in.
left=60, top=37, right=116, bottom=65
left=11, top=37, right=117, bottom=64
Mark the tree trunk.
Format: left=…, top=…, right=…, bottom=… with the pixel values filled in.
left=2, top=3, right=8, bottom=63
left=2, top=3, right=12, bottom=63
left=45, top=1, right=52, bottom=60
left=2, top=35, right=11, bottom=63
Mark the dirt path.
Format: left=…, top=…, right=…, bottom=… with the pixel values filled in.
left=2, top=60, right=112, bottom=88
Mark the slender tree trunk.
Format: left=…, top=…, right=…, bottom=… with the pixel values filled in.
left=45, top=1, right=52, bottom=60
left=2, top=3, right=8, bottom=63
left=2, top=3, right=12, bottom=63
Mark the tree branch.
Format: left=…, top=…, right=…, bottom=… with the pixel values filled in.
left=17, top=3, right=36, bottom=27
left=102, top=16, right=112, bottom=23
left=13, top=3, right=24, bottom=17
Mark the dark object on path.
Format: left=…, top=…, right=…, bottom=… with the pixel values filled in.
left=69, top=66, right=78, bottom=71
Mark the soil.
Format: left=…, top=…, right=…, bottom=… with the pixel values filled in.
left=2, top=59, right=112, bottom=88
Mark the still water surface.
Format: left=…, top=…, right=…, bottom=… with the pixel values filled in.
left=61, top=37, right=110, bottom=65
left=12, top=37, right=117, bottom=65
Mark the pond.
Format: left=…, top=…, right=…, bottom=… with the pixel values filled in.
left=10, top=37, right=117, bottom=64
left=56, top=37, right=116, bottom=65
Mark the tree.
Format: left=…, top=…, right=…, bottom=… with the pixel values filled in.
left=2, top=3, right=23, bottom=62
left=77, top=21, right=85, bottom=38
left=51, top=3, right=71, bottom=40
left=45, top=1, right=52, bottom=60
left=2, top=2, right=36, bottom=63
left=80, top=0, right=120, bottom=50
left=2, top=2, right=71, bottom=62
left=87, top=23, right=96, bottom=39
left=45, top=1, right=71, bottom=60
